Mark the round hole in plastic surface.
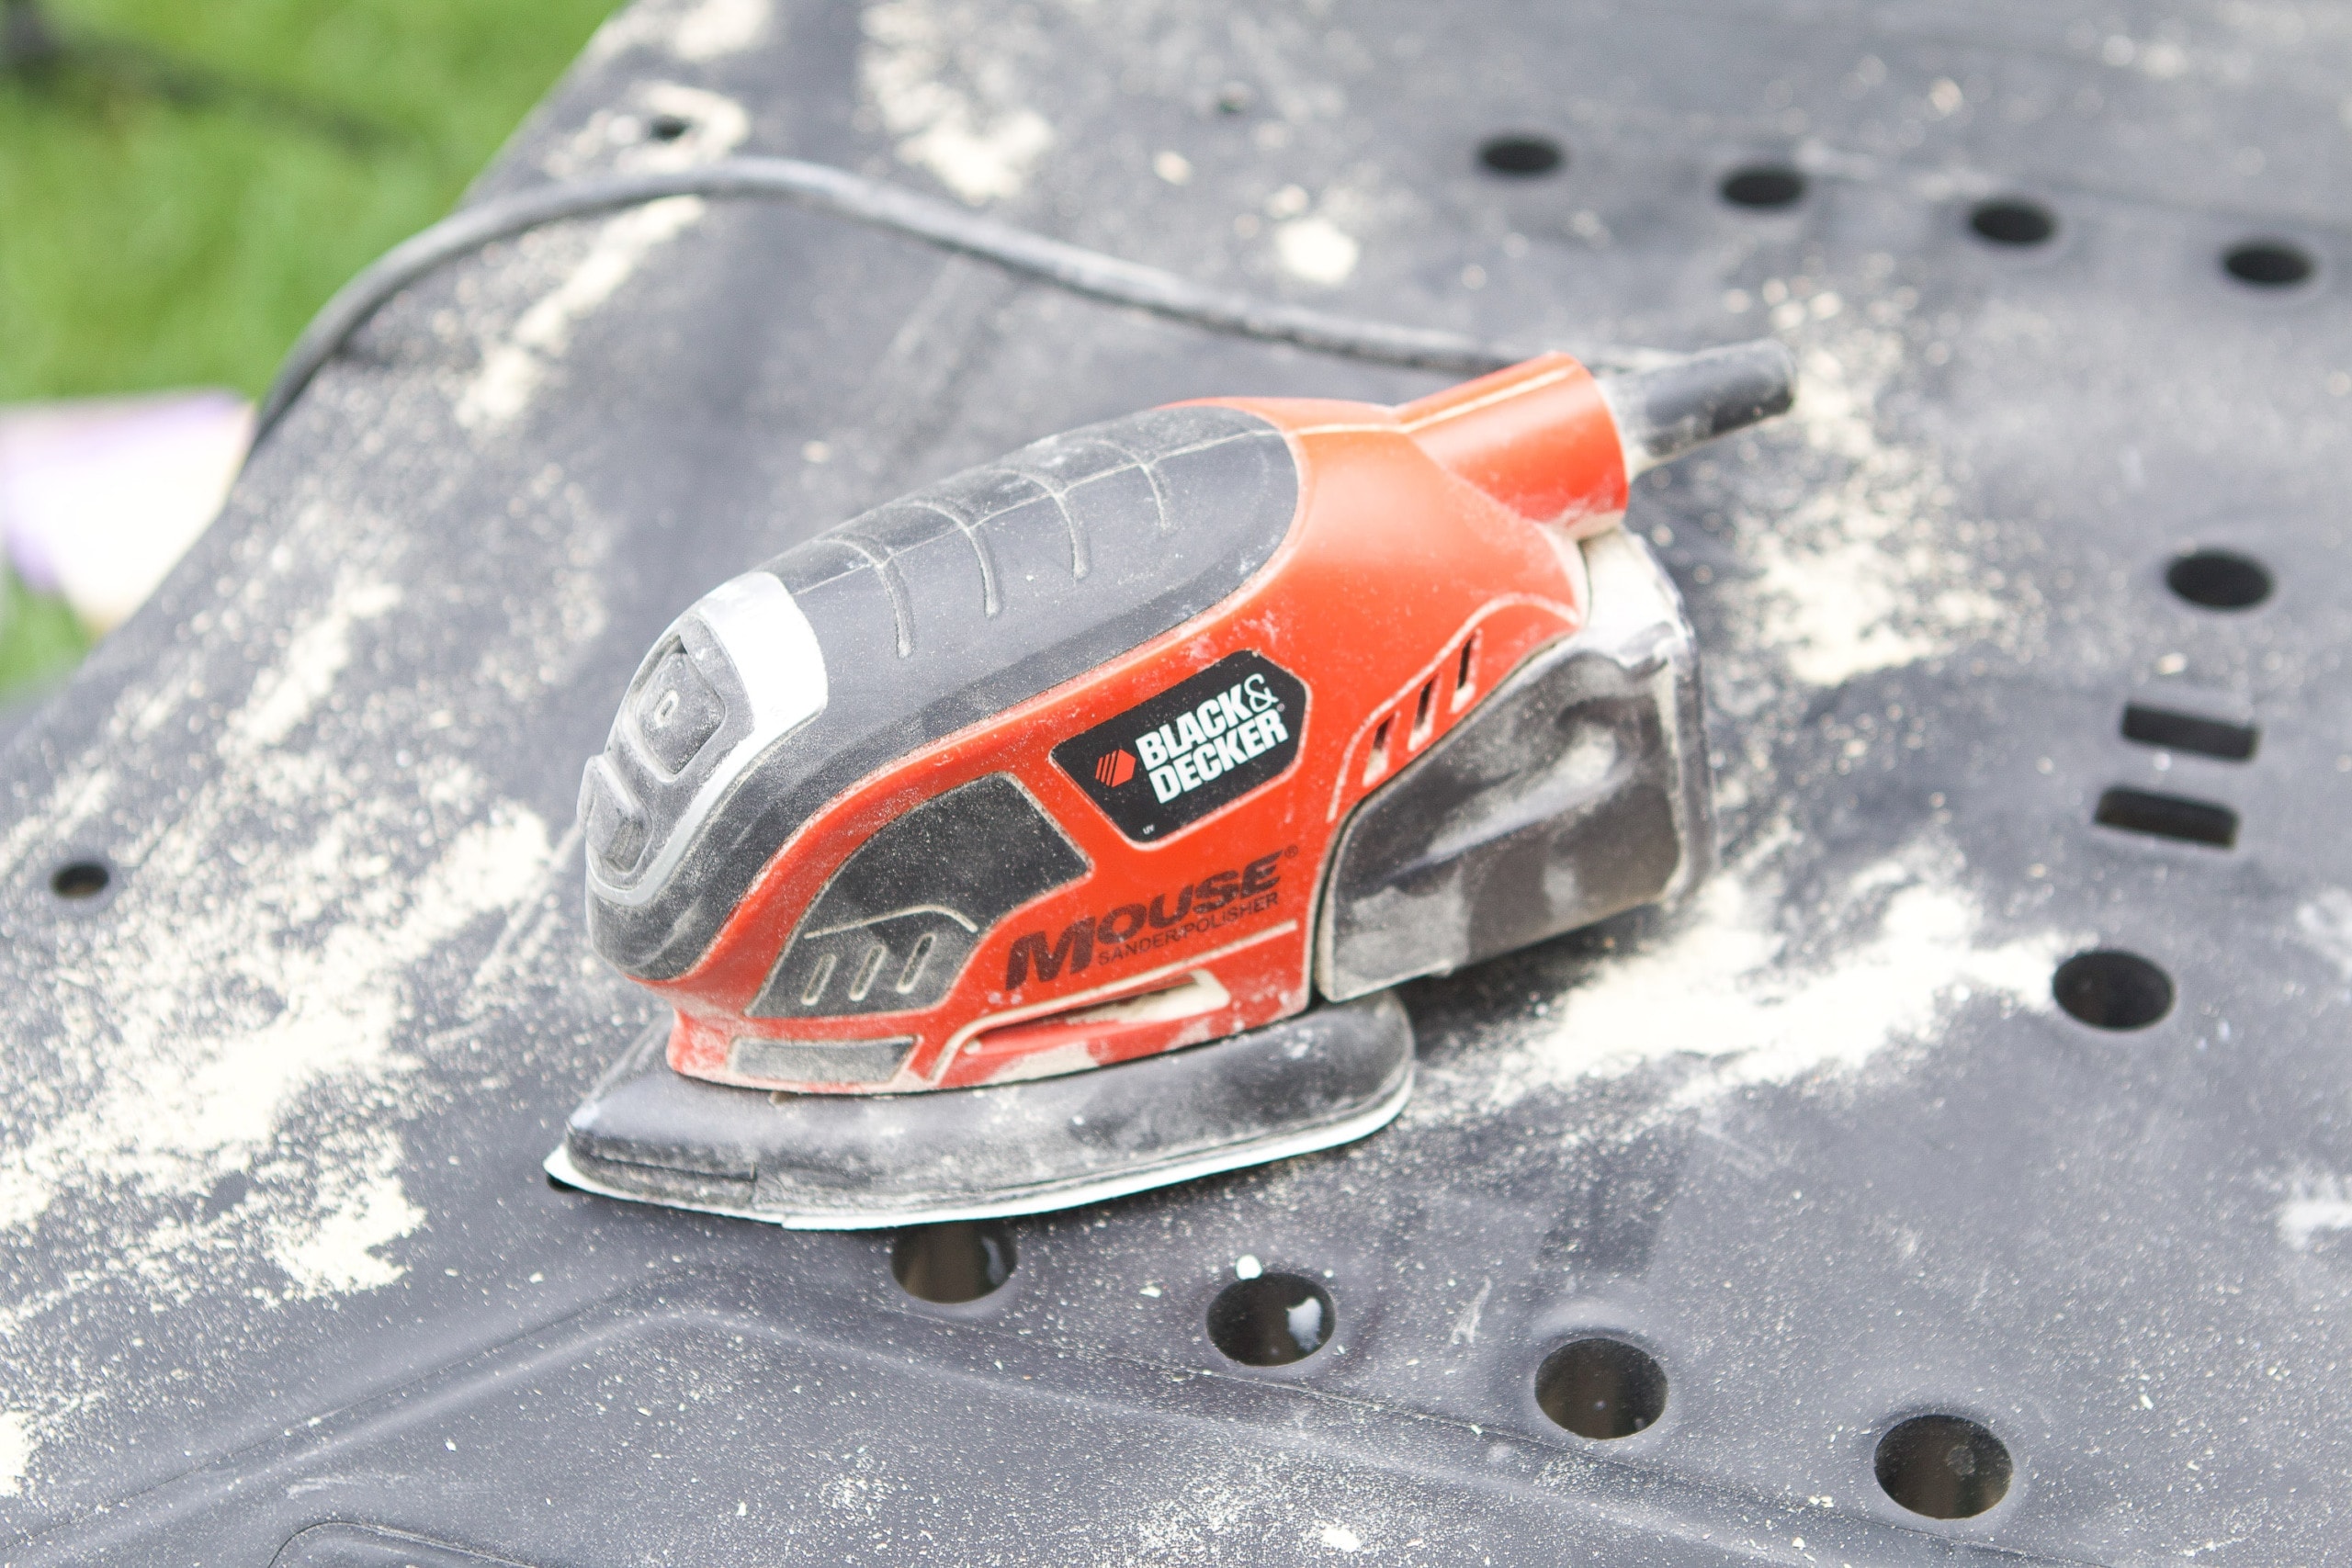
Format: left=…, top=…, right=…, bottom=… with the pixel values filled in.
left=2222, top=241, right=2312, bottom=288
left=2165, top=548, right=2272, bottom=610
left=1875, top=1414, right=2012, bottom=1518
left=891, top=1222, right=1015, bottom=1303
left=1968, top=199, right=2055, bottom=246
left=1477, top=133, right=1564, bottom=176
left=647, top=112, right=693, bottom=141
left=1534, top=1337, right=1668, bottom=1438
left=1720, top=166, right=1805, bottom=209
left=1207, top=1273, right=1334, bottom=1365
left=2052, top=950, right=2173, bottom=1031
left=50, top=859, right=110, bottom=901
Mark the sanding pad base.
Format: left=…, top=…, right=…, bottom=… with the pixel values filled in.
left=547, top=993, right=1414, bottom=1229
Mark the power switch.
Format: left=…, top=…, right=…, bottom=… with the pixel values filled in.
left=632, top=649, right=726, bottom=775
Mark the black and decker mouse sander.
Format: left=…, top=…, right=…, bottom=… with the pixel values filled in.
left=549, top=342, right=1795, bottom=1226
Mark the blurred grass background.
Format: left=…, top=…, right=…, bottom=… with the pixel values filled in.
left=0, top=0, right=616, bottom=687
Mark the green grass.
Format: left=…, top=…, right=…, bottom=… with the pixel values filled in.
left=0, top=0, right=618, bottom=686
left=0, top=570, right=92, bottom=694
left=1, top=0, right=618, bottom=401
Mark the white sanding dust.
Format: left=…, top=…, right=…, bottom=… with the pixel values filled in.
left=1314, top=1520, right=1367, bottom=1552
left=232, top=575, right=401, bottom=748
left=459, top=198, right=707, bottom=432
left=863, top=0, right=1054, bottom=204
left=0, top=559, right=560, bottom=1356
left=0, top=1413, right=30, bottom=1498
left=1275, top=217, right=1361, bottom=287
left=269, top=1127, right=429, bottom=1295
left=462, top=84, right=752, bottom=434
left=2296, top=889, right=2352, bottom=980
left=1429, top=832, right=2064, bottom=1120
left=585, top=0, right=771, bottom=65
left=2278, top=1174, right=2352, bottom=1251
left=1732, top=316, right=2008, bottom=690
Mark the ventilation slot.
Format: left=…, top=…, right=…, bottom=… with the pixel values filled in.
left=2120, top=704, right=2257, bottom=761
left=895, top=931, right=937, bottom=993
left=799, top=953, right=837, bottom=1006
left=847, top=942, right=889, bottom=1001
left=1410, top=679, right=1438, bottom=745
left=1363, top=716, right=1394, bottom=784
left=1453, top=635, right=1478, bottom=703
left=2095, top=787, right=2238, bottom=848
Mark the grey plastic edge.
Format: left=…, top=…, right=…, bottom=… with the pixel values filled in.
left=1315, top=528, right=1713, bottom=1000
left=546, top=992, right=1414, bottom=1230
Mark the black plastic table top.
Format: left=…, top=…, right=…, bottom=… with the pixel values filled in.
left=2, top=2, right=2348, bottom=1563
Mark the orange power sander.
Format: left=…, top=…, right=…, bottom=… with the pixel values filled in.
left=548, top=343, right=1795, bottom=1226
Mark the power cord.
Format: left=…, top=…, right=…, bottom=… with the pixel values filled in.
left=254, top=155, right=1647, bottom=446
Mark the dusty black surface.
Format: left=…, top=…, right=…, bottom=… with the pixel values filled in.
left=3, top=1, right=2349, bottom=1563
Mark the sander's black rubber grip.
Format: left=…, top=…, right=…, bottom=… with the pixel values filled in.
left=588, top=405, right=1297, bottom=981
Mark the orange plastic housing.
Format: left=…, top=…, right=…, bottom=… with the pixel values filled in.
left=653, top=353, right=1630, bottom=1091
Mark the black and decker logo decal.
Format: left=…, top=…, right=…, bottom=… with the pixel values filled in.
left=1052, top=650, right=1306, bottom=840
left=1004, top=850, right=1290, bottom=990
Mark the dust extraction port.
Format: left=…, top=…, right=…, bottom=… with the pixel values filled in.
left=1534, top=1337, right=1667, bottom=1439
left=2052, top=949, right=2174, bottom=1030
left=1478, top=133, right=1564, bottom=176
left=1720, top=165, right=1806, bottom=209
left=1876, top=1415, right=2012, bottom=1519
left=891, top=1222, right=1015, bottom=1303
left=2165, top=548, right=2272, bottom=610
left=2120, top=704, right=2257, bottom=762
left=2222, top=240, right=2313, bottom=288
left=2094, top=786, right=2238, bottom=849
left=1968, top=198, right=2055, bottom=246
left=1207, top=1272, right=1333, bottom=1365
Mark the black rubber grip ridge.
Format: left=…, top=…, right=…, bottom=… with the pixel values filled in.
left=587, top=405, right=1298, bottom=981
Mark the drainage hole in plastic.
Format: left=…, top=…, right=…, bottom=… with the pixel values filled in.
left=1534, top=1337, right=1667, bottom=1439
left=2120, top=704, right=2257, bottom=762
left=2093, top=786, right=2238, bottom=849
left=1478, top=133, right=1564, bottom=176
left=2052, top=950, right=2174, bottom=1031
left=647, top=112, right=693, bottom=142
left=1207, top=1273, right=1333, bottom=1365
left=891, top=1222, right=1015, bottom=1303
left=2222, top=241, right=2312, bottom=288
left=50, top=860, right=110, bottom=901
left=1968, top=198, right=2055, bottom=246
left=1875, top=1415, right=2012, bottom=1518
left=1720, top=166, right=1805, bottom=209
left=2165, top=548, right=2272, bottom=610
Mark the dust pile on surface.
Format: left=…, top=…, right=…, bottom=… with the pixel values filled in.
left=1417, top=829, right=2066, bottom=1126
left=0, top=502, right=582, bottom=1491
left=1720, top=304, right=2022, bottom=698
left=584, top=0, right=772, bottom=67
left=863, top=0, right=1054, bottom=204
left=2278, top=1173, right=2352, bottom=1252
left=0, top=562, right=559, bottom=1299
left=2296, top=888, right=2352, bottom=980
left=461, top=79, right=754, bottom=434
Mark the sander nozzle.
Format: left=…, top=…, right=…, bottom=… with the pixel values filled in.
left=1599, top=339, right=1799, bottom=476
